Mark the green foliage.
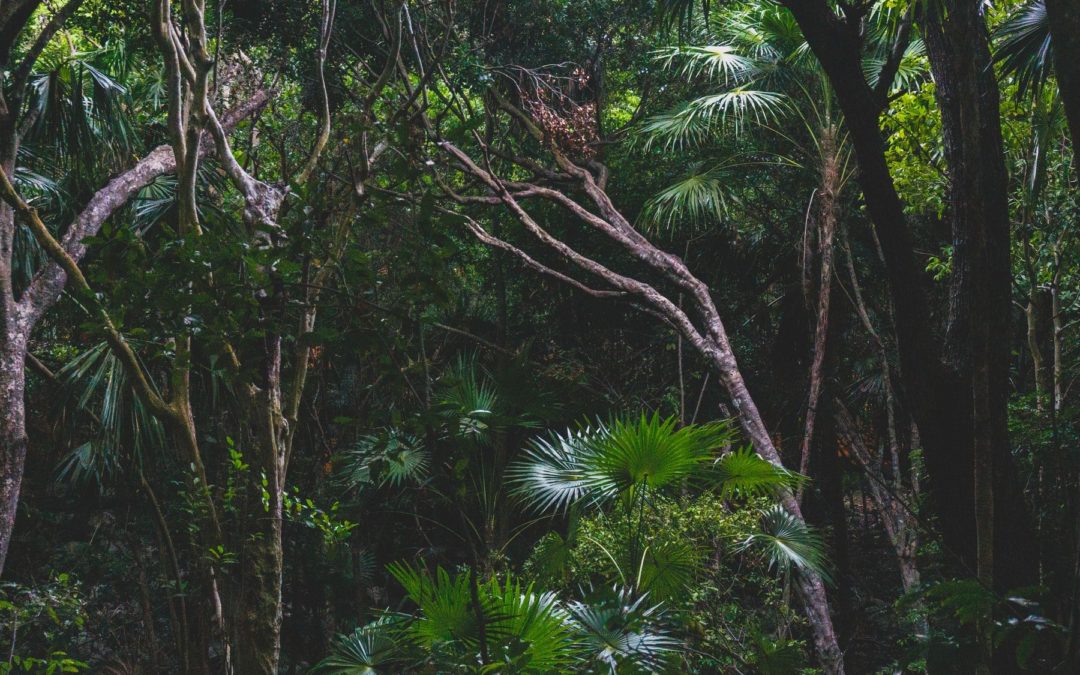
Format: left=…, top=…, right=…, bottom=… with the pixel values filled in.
left=310, top=616, right=409, bottom=674
left=319, top=561, right=683, bottom=674
left=270, top=480, right=357, bottom=546
left=0, top=575, right=89, bottom=674
left=336, top=429, right=430, bottom=490
left=523, top=493, right=809, bottom=671
left=509, top=414, right=738, bottom=513
left=742, top=504, right=832, bottom=582
left=994, top=0, right=1052, bottom=98
left=711, top=447, right=802, bottom=499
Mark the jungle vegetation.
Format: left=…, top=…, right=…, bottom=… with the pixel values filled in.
left=0, top=0, right=1078, bottom=672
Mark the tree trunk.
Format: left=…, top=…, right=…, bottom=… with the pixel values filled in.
left=1051, top=265, right=1064, bottom=412
left=1026, top=290, right=1049, bottom=412
left=233, top=336, right=286, bottom=675
left=703, top=345, right=845, bottom=674
left=835, top=403, right=921, bottom=593
left=0, top=331, right=27, bottom=575
left=778, top=0, right=978, bottom=577
left=923, top=5, right=1038, bottom=669
left=779, top=0, right=1037, bottom=596
left=1045, top=0, right=1080, bottom=169
left=0, top=120, right=24, bottom=576
left=798, top=125, right=841, bottom=498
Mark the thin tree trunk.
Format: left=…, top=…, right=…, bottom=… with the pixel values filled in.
left=1022, top=237, right=1049, bottom=412
left=234, top=338, right=286, bottom=675
left=798, top=126, right=841, bottom=499
left=835, top=404, right=920, bottom=592
left=1051, top=264, right=1064, bottom=412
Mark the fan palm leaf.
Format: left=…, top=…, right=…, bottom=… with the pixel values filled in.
left=567, top=586, right=679, bottom=674
left=994, top=0, right=1052, bottom=98
left=742, top=504, right=832, bottom=582
left=310, top=615, right=410, bottom=674
left=640, top=167, right=734, bottom=229
left=52, top=342, right=165, bottom=490
left=508, top=414, right=736, bottom=514
left=385, top=563, right=579, bottom=671
left=710, top=447, right=802, bottom=499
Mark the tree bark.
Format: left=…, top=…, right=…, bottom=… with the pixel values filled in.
left=779, top=0, right=1037, bottom=596
left=923, top=4, right=1040, bottom=669
left=1045, top=0, right=1080, bottom=170
left=798, top=125, right=841, bottom=499
left=234, top=338, right=287, bottom=675
left=0, top=331, right=27, bottom=574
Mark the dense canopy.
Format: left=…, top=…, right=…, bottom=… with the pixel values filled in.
left=0, top=0, right=1079, bottom=672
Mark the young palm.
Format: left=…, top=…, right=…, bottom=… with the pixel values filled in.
left=508, top=414, right=825, bottom=598
left=314, top=563, right=682, bottom=674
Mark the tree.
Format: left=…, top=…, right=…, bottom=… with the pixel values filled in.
left=414, top=55, right=846, bottom=666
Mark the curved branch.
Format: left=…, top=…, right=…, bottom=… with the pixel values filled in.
left=20, top=90, right=271, bottom=321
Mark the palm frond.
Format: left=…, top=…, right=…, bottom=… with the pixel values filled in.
left=994, top=0, right=1052, bottom=98
left=509, top=415, right=736, bottom=513
left=384, top=563, right=579, bottom=670
left=568, top=586, right=680, bottom=673
left=862, top=38, right=928, bottom=93
left=652, top=45, right=757, bottom=83
left=508, top=425, right=609, bottom=514
left=52, top=342, right=165, bottom=490
left=485, top=577, right=578, bottom=670
left=711, top=447, right=802, bottom=499
left=335, top=429, right=429, bottom=490
left=742, top=504, right=832, bottom=582
left=635, top=540, right=702, bottom=602
left=436, top=354, right=501, bottom=440
left=640, top=167, right=733, bottom=230
left=640, top=89, right=788, bottom=150
left=388, top=562, right=483, bottom=648
left=587, top=414, right=729, bottom=495
left=310, top=615, right=410, bottom=674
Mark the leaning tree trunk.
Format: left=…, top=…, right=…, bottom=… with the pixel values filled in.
left=699, top=339, right=845, bottom=673
left=436, top=112, right=847, bottom=670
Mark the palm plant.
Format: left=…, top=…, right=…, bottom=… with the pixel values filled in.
left=743, top=504, right=831, bottom=583
left=638, top=2, right=915, bottom=229
left=335, top=429, right=431, bottom=491
left=51, top=342, right=166, bottom=491
left=994, top=0, right=1053, bottom=99
left=310, top=615, right=412, bottom=674
left=313, top=564, right=681, bottom=674
left=508, top=414, right=822, bottom=600
left=567, top=585, right=680, bottom=674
